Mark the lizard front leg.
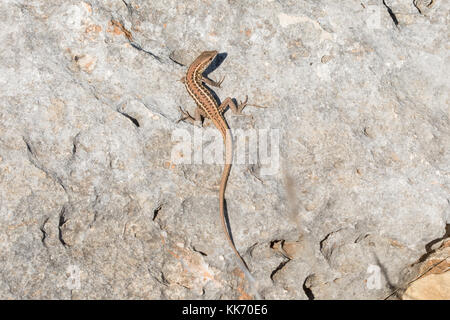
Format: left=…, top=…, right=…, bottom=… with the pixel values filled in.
left=179, top=75, right=225, bottom=88
left=202, top=75, right=225, bottom=88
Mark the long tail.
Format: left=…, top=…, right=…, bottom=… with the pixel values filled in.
left=219, top=129, right=260, bottom=298
left=219, top=162, right=246, bottom=266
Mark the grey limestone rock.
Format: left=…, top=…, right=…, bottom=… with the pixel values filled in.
left=0, top=0, right=448, bottom=299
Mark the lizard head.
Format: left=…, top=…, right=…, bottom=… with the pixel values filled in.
left=196, top=50, right=218, bottom=71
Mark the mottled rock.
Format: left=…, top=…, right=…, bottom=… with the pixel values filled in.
left=0, top=0, right=448, bottom=299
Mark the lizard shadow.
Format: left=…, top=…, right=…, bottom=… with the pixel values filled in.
left=205, top=52, right=227, bottom=74
left=201, top=52, right=242, bottom=115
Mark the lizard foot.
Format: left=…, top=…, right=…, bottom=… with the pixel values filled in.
left=236, top=95, right=248, bottom=114
left=176, top=107, right=202, bottom=126
left=216, top=75, right=225, bottom=88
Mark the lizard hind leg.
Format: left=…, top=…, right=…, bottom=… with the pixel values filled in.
left=177, top=106, right=205, bottom=126
left=218, top=96, right=248, bottom=114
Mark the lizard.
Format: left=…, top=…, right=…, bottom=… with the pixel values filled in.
left=177, top=50, right=260, bottom=297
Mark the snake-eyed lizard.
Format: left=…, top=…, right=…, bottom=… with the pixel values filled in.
left=177, top=50, right=260, bottom=298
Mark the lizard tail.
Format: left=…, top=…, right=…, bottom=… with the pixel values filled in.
left=220, top=162, right=245, bottom=266
left=219, top=130, right=260, bottom=299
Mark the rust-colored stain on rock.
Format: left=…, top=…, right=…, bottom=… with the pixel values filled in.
left=108, top=20, right=133, bottom=41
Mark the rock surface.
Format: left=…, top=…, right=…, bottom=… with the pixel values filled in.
left=0, top=0, right=448, bottom=299
left=402, top=238, right=450, bottom=300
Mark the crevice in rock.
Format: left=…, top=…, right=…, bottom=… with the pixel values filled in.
left=247, top=242, right=258, bottom=257
left=302, top=275, right=315, bottom=300
left=319, top=228, right=345, bottom=249
left=152, top=204, right=162, bottom=221
left=354, top=233, right=370, bottom=243
left=416, top=224, right=450, bottom=264
left=58, top=206, right=68, bottom=247
left=24, top=138, right=34, bottom=155
left=319, top=233, right=331, bottom=251
left=382, top=0, right=399, bottom=26
left=130, top=42, right=162, bottom=62
left=193, top=247, right=207, bottom=256
left=270, top=259, right=290, bottom=281
left=88, top=211, right=98, bottom=229
left=413, top=0, right=435, bottom=14
left=109, top=18, right=161, bottom=62
left=40, top=217, right=49, bottom=247
left=269, top=239, right=283, bottom=249
left=23, top=137, right=69, bottom=195
left=121, top=0, right=133, bottom=15
left=111, top=19, right=133, bottom=41
left=118, top=111, right=140, bottom=127
left=413, top=0, right=423, bottom=14
left=269, top=239, right=291, bottom=259
left=169, top=54, right=185, bottom=67
left=319, top=230, right=340, bottom=253
left=149, top=269, right=169, bottom=287
left=72, top=132, right=80, bottom=155
left=160, top=272, right=170, bottom=286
